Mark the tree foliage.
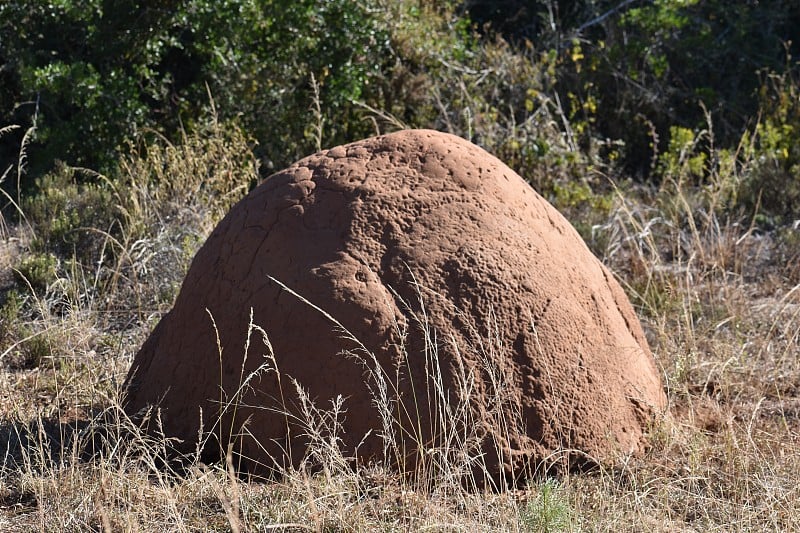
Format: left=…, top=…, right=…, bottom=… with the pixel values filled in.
left=0, top=0, right=390, bottom=177
left=1, top=0, right=799, bottom=221
left=465, top=0, right=800, bottom=176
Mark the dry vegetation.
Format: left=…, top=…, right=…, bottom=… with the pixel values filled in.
left=0, top=114, right=797, bottom=532
left=1, top=3, right=799, bottom=530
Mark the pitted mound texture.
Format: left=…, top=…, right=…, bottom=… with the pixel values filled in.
left=123, top=129, right=666, bottom=484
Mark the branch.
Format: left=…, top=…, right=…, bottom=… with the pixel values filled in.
left=576, top=0, right=641, bottom=34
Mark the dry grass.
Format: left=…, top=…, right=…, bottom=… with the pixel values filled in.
left=0, top=117, right=798, bottom=531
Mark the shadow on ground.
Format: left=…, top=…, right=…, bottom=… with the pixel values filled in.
left=0, top=416, right=92, bottom=472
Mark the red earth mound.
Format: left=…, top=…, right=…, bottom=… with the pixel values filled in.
left=123, top=129, right=666, bottom=485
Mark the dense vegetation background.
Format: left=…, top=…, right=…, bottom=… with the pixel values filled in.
left=0, top=1, right=799, bottom=530
left=3, top=0, right=799, bottom=220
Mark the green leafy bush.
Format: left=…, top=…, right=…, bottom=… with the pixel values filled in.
left=740, top=67, right=800, bottom=223
left=596, top=0, right=800, bottom=174
left=380, top=4, right=610, bottom=208
left=463, top=0, right=800, bottom=178
left=0, top=0, right=391, bottom=180
left=13, top=253, right=58, bottom=294
left=23, top=164, right=118, bottom=264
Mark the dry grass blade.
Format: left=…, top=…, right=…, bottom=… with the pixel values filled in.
left=15, top=125, right=36, bottom=209
left=0, top=125, right=21, bottom=139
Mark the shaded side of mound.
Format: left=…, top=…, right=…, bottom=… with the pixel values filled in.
left=123, top=129, right=666, bottom=486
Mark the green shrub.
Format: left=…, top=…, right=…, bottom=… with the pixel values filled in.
left=739, top=67, right=800, bottom=224
left=0, top=0, right=392, bottom=180
left=0, top=289, right=25, bottom=342
left=23, top=163, right=118, bottom=265
left=519, top=479, right=573, bottom=532
left=463, top=1, right=800, bottom=179
left=381, top=4, right=611, bottom=211
left=13, top=252, right=58, bottom=294
left=13, top=327, right=52, bottom=369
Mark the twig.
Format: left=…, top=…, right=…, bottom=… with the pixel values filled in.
left=576, top=0, right=640, bottom=33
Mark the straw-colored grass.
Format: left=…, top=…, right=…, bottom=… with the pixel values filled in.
left=0, top=116, right=797, bottom=532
